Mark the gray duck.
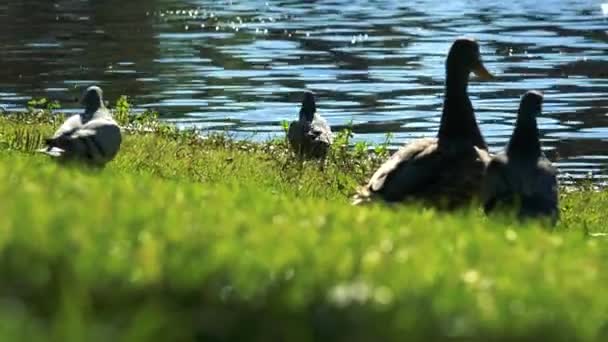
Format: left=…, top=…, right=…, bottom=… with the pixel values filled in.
left=353, top=38, right=494, bottom=208
left=481, top=90, right=559, bottom=223
left=40, top=85, right=122, bottom=166
left=287, top=91, right=333, bottom=159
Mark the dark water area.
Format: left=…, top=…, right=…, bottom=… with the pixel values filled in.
left=1, top=0, right=608, bottom=182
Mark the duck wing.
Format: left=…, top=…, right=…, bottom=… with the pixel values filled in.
left=39, top=114, right=83, bottom=154
left=482, top=153, right=559, bottom=221
left=481, top=153, right=511, bottom=213
left=287, top=120, right=304, bottom=150
left=48, top=114, right=83, bottom=142
left=47, top=107, right=111, bottom=145
left=42, top=118, right=121, bottom=165
left=519, top=157, right=558, bottom=220
left=309, top=114, right=333, bottom=144
left=355, top=138, right=441, bottom=203
left=288, top=118, right=331, bottom=159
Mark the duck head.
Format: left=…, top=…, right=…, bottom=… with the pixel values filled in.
left=518, top=90, right=543, bottom=119
left=439, top=39, right=492, bottom=148
left=299, top=91, right=317, bottom=122
left=508, top=90, right=543, bottom=159
left=81, top=86, right=105, bottom=114
left=447, top=38, right=493, bottom=80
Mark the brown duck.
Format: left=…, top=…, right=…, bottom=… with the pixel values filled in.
left=353, top=38, right=493, bottom=208
left=481, top=91, right=559, bottom=223
left=287, top=91, right=333, bottom=159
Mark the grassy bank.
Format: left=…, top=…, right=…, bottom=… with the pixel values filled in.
left=0, top=109, right=607, bottom=341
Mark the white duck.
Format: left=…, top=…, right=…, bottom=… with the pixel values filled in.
left=40, top=86, right=122, bottom=166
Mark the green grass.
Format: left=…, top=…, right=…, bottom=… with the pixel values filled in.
left=0, top=112, right=607, bottom=342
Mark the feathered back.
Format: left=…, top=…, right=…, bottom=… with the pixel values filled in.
left=40, top=85, right=122, bottom=166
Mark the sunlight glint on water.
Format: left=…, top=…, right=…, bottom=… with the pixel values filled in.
left=0, top=0, right=607, bottom=182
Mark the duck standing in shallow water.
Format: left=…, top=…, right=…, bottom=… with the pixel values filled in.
left=287, top=91, right=333, bottom=159
left=353, top=38, right=493, bottom=208
left=40, top=86, right=122, bottom=166
left=481, top=91, right=559, bottom=223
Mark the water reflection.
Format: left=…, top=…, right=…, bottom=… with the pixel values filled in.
left=0, top=0, right=607, bottom=182
left=0, top=0, right=161, bottom=102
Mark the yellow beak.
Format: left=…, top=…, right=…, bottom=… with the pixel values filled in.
left=473, top=63, right=494, bottom=80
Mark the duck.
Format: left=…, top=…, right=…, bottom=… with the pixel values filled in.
left=287, top=91, right=333, bottom=159
left=353, top=38, right=493, bottom=208
left=481, top=90, right=559, bottom=223
left=40, top=85, right=122, bottom=166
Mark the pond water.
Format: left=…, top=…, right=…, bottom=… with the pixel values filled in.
left=1, top=0, right=607, bottom=182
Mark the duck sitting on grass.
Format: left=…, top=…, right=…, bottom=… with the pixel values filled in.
left=287, top=91, right=333, bottom=159
left=353, top=38, right=493, bottom=209
left=481, top=91, right=559, bottom=223
left=40, top=86, right=122, bottom=167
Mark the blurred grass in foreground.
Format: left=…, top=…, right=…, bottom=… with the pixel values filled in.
left=0, top=110, right=607, bottom=341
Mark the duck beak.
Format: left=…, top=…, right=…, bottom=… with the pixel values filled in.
left=473, top=62, right=494, bottom=80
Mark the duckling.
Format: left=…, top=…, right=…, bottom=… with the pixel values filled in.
left=287, top=91, right=333, bottom=159
left=481, top=91, right=559, bottom=223
left=353, top=38, right=493, bottom=208
left=40, top=85, right=122, bottom=166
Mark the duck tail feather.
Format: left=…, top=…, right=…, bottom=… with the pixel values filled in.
left=37, top=146, right=65, bottom=158
left=351, top=186, right=375, bottom=206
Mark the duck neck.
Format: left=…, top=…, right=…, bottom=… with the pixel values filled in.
left=507, top=114, right=541, bottom=160
left=86, top=103, right=101, bottom=115
left=438, top=68, right=486, bottom=149
left=82, top=98, right=105, bottom=121
left=299, top=108, right=314, bottom=123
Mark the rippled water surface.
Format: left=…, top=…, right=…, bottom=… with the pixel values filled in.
left=1, top=0, right=608, bottom=181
